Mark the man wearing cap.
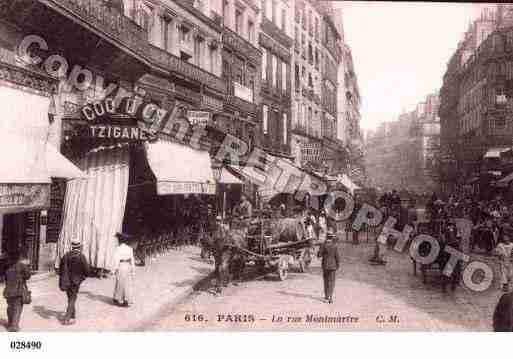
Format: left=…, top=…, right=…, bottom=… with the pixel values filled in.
left=59, top=239, right=90, bottom=325
left=317, top=231, right=340, bottom=303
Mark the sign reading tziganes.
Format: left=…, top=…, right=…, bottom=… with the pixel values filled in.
left=79, top=98, right=154, bottom=142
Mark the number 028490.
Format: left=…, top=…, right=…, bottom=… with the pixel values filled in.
left=10, top=341, right=42, bottom=350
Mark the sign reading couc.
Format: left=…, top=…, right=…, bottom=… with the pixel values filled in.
left=79, top=97, right=154, bottom=141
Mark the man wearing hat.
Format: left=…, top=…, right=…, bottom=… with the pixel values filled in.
left=317, top=230, right=340, bottom=303
left=213, top=216, right=230, bottom=295
left=59, top=238, right=90, bottom=325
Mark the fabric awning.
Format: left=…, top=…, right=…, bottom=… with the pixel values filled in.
left=497, top=172, right=513, bottom=187
left=46, top=144, right=86, bottom=179
left=484, top=147, right=510, bottom=158
left=228, top=152, right=327, bottom=201
left=218, top=168, right=243, bottom=184
left=145, top=141, right=216, bottom=195
left=337, top=174, right=360, bottom=194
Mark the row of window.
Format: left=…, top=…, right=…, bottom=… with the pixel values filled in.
left=128, top=2, right=221, bottom=76
left=294, top=2, right=320, bottom=41
left=262, top=104, right=288, bottom=145
left=295, top=101, right=322, bottom=138
left=261, top=48, right=288, bottom=93
left=231, top=4, right=255, bottom=43
left=262, top=0, right=288, bottom=35
left=294, top=64, right=321, bottom=97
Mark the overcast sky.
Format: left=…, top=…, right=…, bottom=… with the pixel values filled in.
left=335, top=2, right=486, bottom=131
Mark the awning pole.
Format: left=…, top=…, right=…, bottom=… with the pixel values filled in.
left=223, top=189, right=226, bottom=220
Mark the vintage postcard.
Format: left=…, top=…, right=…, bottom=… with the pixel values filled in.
left=0, top=0, right=510, bottom=342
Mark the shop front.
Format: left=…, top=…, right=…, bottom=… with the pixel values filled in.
left=57, top=98, right=217, bottom=272
left=0, top=55, right=84, bottom=275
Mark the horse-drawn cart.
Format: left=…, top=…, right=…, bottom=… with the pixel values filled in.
left=411, top=220, right=461, bottom=291
left=231, top=216, right=316, bottom=281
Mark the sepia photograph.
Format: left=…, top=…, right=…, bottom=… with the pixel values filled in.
left=0, top=0, right=512, bottom=350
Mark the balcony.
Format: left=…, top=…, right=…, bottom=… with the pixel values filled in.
left=259, top=33, right=291, bottom=62
left=37, top=0, right=149, bottom=56
left=261, top=18, right=293, bottom=49
left=148, top=45, right=226, bottom=94
left=222, top=27, right=261, bottom=66
left=15, top=0, right=227, bottom=93
left=225, top=94, right=257, bottom=116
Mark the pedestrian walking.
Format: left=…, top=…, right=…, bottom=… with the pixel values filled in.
left=59, top=239, right=90, bottom=325
left=317, top=231, right=340, bottom=303
left=495, top=226, right=513, bottom=292
left=2, top=253, right=31, bottom=332
left=213, top=216, right=230, bottom=296
left=113, top=232, right=136, bottom=306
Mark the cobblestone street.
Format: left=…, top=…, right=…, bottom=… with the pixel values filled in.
left=144, top=241, right=503, bottom=331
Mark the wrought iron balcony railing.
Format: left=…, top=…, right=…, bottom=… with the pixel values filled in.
left=44, top=0, right=227, bottom=94
left=148, top=45, right=227, bottom=94
left=50, top=0, right=149, bottom=54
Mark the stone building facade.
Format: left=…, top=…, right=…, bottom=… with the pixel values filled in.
left=439, top=4, right=513, bottom=193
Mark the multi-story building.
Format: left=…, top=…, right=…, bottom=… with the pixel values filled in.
left=439, top=4, right=513, bottom=194
left=365, top=93, right=440, bottom=193
left=290, top=0, right=342, bottom=173
left=0, top=0, right=231, bottom=274
left=218, top=0, right=262, bottom=154
left=258, top=0, right=293, bottom=158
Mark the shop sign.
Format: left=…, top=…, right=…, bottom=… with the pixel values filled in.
left=233, top=82, right=253, bottom=103
left=77, top=97, right=156, bottom=142
left=86, top=125, right=149, bottom=141
left=188, top=111, right=211, bottom=127
left=157, top=182, right=216, bottom=195
left=0, top=184, right=50, bottom=213
left=301, top=141, right=324, bottom=163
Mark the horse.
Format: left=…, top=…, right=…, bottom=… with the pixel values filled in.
left=417, top=222, right=462, bottom=291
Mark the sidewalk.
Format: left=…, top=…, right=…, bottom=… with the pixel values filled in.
left=0, top=246, right=212, bottom=331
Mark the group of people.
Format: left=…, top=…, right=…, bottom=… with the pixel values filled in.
left=2, top=232, right=135, bottom=331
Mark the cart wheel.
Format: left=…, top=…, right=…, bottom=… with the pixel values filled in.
left=277, top=258, right=289, bottom=281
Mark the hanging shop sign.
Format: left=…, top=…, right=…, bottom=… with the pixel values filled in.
left=0, top=184, right=50, bottom=214
left=76, top=97, right=158, bottom=142
left=187, top=110, right=211, bottom=127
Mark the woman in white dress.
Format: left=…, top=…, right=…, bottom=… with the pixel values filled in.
left=113, top=232, right=135, bottom=307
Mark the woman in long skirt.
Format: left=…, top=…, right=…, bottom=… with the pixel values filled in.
left=113, top=232, right=135, bottom=307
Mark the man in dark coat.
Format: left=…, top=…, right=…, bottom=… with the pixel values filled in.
left=493, top=292, right=513, bottom=331
left=213, top=217, right=230, bottom=295
left=59, top=239, right=90, bottom=325
left=3, top=253, right=31, bottom=332
left=317, top=232, right=341, bottom=303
